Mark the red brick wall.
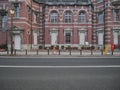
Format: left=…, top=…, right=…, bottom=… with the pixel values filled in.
left=0, top=0, right=120, bottom=49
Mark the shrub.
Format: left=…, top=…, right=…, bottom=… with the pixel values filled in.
left=0, top=44, right=7, bottom=50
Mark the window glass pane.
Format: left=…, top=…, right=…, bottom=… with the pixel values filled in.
left=65, top=11, right=72, bottom=23
left=98, top=12, right=104, bottom=23
left=114, top=32, right=118, bottom=44
left=2, top=15, right=8, bottom=29
left=113, top=10, right=119, bottom=21
left=79, top=12, right=86, bottom=23
left=51, top=11, right=58, bottom=23
left=15, top=6, right=20, bottom=17
left=66, top=32, right=71, bottom=44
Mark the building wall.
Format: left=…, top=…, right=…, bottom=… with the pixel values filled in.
left=0, top=0, right=8, bottom=46
left=45, top=5, right=93, bottom=48
left=0, top=0, right=120, bottom=50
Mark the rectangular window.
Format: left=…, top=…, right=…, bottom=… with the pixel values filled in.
left=113, top=31, right=119, bottom=45
left=98, top=12, right=104, bottom=24
left=113, top=9, right=119, bottom=21
left=66, top=32, right=71, bottom=44
left=15, top=6, right=20, bottom=17
left=36, top=13, right=39, bottom=23
left=51, top=15, right=57, bottom=23
left=2, top=15, right=8, bottom=29
left=79, top=14, right=86, bottom=23
left=34, top=33, right=38, bottom=45
left=33, top=12, right=36, bottom=23
left=65, top=16, right=72, bottom=23
left=51, top=12, right=58, bottom=23
left=28, top=6, right=31, bottom=20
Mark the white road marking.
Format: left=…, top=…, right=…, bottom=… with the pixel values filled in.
left=0, top=65, right=120, bottom=68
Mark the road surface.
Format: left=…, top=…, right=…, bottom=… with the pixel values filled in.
left=0, top=56, right=120, bottom=90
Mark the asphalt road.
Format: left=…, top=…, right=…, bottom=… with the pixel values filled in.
left=0, top=57, right=120, bottom=90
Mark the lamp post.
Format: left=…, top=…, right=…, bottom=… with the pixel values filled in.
left=10, top=9, right=15, bottom=55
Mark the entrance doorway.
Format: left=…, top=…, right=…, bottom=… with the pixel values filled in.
left=14, top=35, right=21, bottom=50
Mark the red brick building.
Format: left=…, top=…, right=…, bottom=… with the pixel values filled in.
left=0, top=0, right=120, bottom=50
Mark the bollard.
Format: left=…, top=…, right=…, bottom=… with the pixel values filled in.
left=7, top=50, right=9, bottom=55
left=80, top=49, right=82, bottom=55
left=101, top=49, right=103, bottom=55
left=59, top=49, right=60, bottom=55
left=69, top=49, right=71, bottom=55
left=91, top=49, right=93, bottom=55
left=48, top=48, right=49, bottom=55
left=14, top=49, right=16, bottom=55
left=26, top=49, right=27, bottom=55
left=111, top=51, right=113, bottom=55
left=37, top=50, right=38, bottom=55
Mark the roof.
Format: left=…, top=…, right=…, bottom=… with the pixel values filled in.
left=33, top=0, right=92, bottom=5
left=111, top=0, right=120, bottom=5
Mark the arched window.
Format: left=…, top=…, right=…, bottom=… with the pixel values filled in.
left=64, top=11, right=72, bottom=23
left=79, top=11, right=86, bottom=23
left=50, top=11, right=58, bottom=23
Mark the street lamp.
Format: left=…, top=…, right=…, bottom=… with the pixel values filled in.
left=10, top=9, right=15, bottom=55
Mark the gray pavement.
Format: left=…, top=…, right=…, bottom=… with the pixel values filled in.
left=0, top=57, right=120, bottom=90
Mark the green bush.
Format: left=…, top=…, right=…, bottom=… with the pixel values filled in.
left=0, top=44, right=7, bottom=50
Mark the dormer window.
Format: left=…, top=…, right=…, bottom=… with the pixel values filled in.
left=97, top=0, right=103, bottom=3
left=78, top=0, right=88, bottom=3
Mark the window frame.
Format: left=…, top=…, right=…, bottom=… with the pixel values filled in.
left=78, top=11, right=86, bottom=23
left=97, top=11, right=104, bottom=24
left=2, top=15, right=8, bottom=29
left=14, top=5, right=20, bottom=18
left=113, top=9, right=120, bottom=21
left=64, top=11, right=72, bottom=23
left=66, top=32, right=71, bottom=44
left=50, top=11, right=58, bottom=23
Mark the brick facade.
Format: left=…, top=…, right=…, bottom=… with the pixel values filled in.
left=0, top=0, right=120, bottom=50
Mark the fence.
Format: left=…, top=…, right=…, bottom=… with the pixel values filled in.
left=0, top=49, right=120, bottom=56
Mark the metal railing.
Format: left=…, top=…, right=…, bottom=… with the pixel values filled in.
left=0, top=49, right=120, bottom=56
